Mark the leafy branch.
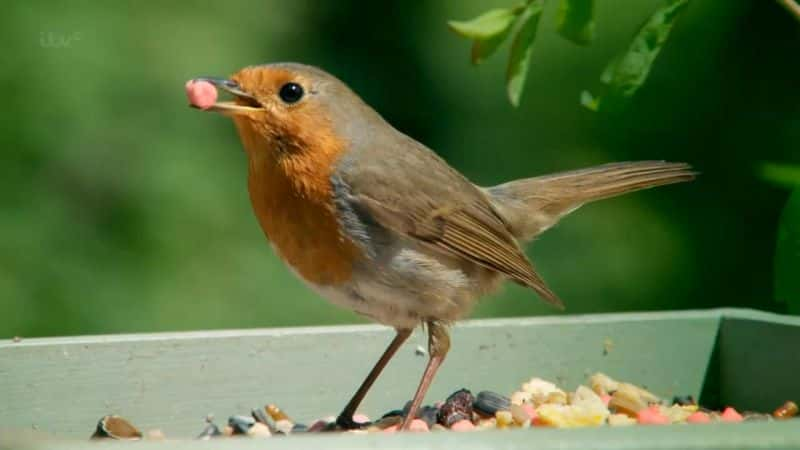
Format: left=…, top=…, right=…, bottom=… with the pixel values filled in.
left=448, top=1, right=545, bottom=107
left=451, top=0, right=800, bottom=109
left=581, top=0, right=688, bottom=112
left=449, top=0, right=690, bottom=109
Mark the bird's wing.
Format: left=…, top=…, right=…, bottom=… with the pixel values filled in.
left=339, top=137, right=563, bottom=309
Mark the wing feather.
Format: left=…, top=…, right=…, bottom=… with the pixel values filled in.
left=355, top=193, right=563, bottom=309
left=339, top=135, right=563, bottom=309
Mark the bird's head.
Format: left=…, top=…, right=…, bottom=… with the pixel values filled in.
left=187, top=63, right=380, bottom=159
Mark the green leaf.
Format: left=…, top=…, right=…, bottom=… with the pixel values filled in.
left=586, top=0, right=689, bottom=111
left=758, top=162, right=800, bottom=189
left=609, top=0, right=689, bottom=97
left=600, top=54, right=621, bottom=84
left=471, top=27, right=513, bottom=65
left=580, top=90, right=599, bottom=111
left=448, top=8, right=519, bottom=41
left=556, top=0, right=595, bottom=45
left=506, top=1, right=544, bottom=107
left=775, top=188, right=800, bottom=314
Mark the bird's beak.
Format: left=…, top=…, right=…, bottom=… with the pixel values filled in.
left=189, top=77, right=263, bottom=115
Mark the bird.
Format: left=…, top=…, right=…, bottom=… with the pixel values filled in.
left=185, top=63, right=695, bottom=431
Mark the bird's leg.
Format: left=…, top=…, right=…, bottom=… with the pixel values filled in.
left=336, top=328, right=413, bottom=429
left=400, top=320, right=450, bottom=430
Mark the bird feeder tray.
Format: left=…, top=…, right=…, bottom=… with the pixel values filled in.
left=1, top=308, right=799, bottom=449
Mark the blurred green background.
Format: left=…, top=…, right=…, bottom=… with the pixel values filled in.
left=1, top=0, right=798, bottom=338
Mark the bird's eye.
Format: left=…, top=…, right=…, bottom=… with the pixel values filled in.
left=278, top=82, right=304, bottom=104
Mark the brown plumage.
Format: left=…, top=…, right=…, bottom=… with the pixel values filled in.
left=186, top=63, right=695, bottom=431
left=488, top=161, right=696, bottom=240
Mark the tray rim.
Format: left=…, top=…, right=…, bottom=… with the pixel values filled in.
left=3, top=307, right=794, bottom=348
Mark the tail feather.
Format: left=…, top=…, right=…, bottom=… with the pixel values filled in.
left=486, top=161, right=696, bottom=241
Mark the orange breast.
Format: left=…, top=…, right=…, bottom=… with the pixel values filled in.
left=247, top=161, right=359, bottom=286
left=236, top=112, right=361, bottom=286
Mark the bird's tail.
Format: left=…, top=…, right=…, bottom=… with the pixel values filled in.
left=486, top=161, right=696, bottom=241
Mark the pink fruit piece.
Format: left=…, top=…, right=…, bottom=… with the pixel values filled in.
left=408, top=419, right=429, bottom=432
left=307, top=416, right=335, bottom=432
left=720, top=407, right=743, bottom=422
left=637, top=405, right=670, bottom=425
left=600, top=394, right=612, bottom=406
left=353, top=414, right=370, bottom=424
left=686, top=411, right=711, bottom=424
left=521, top=404, right=537, bottom=424
left=185, top=79, right=218, bottom=110
left=450, top=419, right=475, bottom=432
left=307, top=420, right=326, bottom=432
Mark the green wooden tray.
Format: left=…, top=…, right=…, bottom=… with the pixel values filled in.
left=1, top=308, right=798, bottom=449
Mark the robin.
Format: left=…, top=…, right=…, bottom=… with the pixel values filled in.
left=185, top=63, right=695, bottom=430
